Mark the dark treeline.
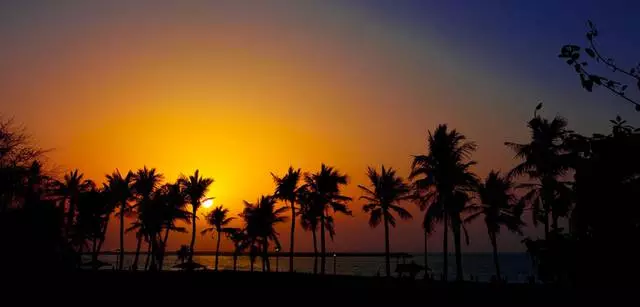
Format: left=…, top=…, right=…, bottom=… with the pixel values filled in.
left=1, top=104, right=639, bottom=286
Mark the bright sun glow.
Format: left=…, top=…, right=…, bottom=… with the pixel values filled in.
left=202, top=199, right=214, bottom=209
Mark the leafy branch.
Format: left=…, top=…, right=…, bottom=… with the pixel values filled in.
left=559, top=20, right=640, bottom=111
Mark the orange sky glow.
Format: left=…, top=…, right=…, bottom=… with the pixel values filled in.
left=2, top=1, right=632, bottom=253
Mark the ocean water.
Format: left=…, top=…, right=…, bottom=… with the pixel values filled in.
left=91, top=253, right=534, bottom=283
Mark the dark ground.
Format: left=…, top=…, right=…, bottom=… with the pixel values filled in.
left=1, top=271, right=628, bottom=306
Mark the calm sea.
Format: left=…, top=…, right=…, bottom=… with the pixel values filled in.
left=90, top=253, right=534, bottom=282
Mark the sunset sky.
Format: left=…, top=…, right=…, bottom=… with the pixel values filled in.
left=1, top=0, right=639, bottom=253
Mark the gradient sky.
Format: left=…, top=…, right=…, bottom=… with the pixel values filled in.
left=1, top=0, right=639, bottom=253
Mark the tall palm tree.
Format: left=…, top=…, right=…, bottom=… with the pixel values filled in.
left=127, top=192, right=165, bottom=271
left=105, top=169, right=134, bottom=270
left=410, top=124, right=478, bottom=281
left=505, top=106, right=571, bottom=239
left=271, top=166, right=302, bottom=273
left=54, top=169, right=93, bottom=236
left=359, top=165, right=413, bottom=277
left=156, top=182, right=190, bottom=270
left=465, top=171, right=525, bottom=280
left=298, top=187, right=323, bottom=274
left=241, top=195, right=288, bottom=272
left=131, top=166, right=163, bottom=270
left=202, top=205, right=235, bottom=271
left=179, top=170, right=213, bottom=264
left=304, top=164, right=352, bottom=275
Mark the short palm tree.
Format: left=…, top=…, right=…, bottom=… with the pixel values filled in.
left=271, top=166, right=302, bottom=273
left=241, top=195, right=288, bottom=272
left=176, top=245, right=190, bottom=265
left=225, top=228, right=247, bottom=271
left=465, top=171, right=525, bottom=280
left=304, top=164, right=352, bottom=274
left=505, top=105, right=571, bottom=238
left=105, top=169, right=134, bottom=270
left=359, top=165, right=412, bottom=277
left=202, top=205, right=235, bottom=271
left=410, top=124, right=478, bottom=281
left=179, top=170, right=214, bottom=264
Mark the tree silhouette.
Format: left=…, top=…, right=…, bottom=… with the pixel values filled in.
left=559, top=21, right=640, bottom=111
left=155, top=182, right=190, bottom=270
left=0, top=118, right=45, bottom=212
left=225, top=228, right=247, bottom=271
left=202, top=205, right=235, bottom=271
left=241, top=195, right=287, bottom=272
left=271, top=166, right=302, bottom=273
left=104, top=169, right=134, bottom=270
left=297, top=187, right=322, bottom=274
left=73, top=187, right=110, bottom=269
left=176, top=245, right=190, bottom=265
left=131, top=166, right=164, bottom=270
left=465, top=171, right=525, bottom=280
left=179, top=170, right=213, bottom=265
left=53, top=169, right=94, bottom=237
left=359, top=165, right=412, bottom=277
left=411, top=124, right=478, bottom=281
left=304, top=164, right=352, bottom=274
left=505, top=105, right=572, bottom=239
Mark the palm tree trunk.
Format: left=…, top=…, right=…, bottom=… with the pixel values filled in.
left=132, top=233, right=143, bottom=270
left=144, top=241, right=152, bottom=271
left=489, top=231, right=501, bottom=280
left=312, top=228, right=318, bottom=274
left=91, top=237, right=98, bottom=270
left=66, top=198, right=75, bottom=236
left=188, top=207, right=197, bottom=264
left=93, top=219, right=110, bottom=270
left=443, top=209, right=449, bottom=281
left=289, top=199, right=295, bottom=273
left=262, top=239, right=270, bottom=272
left=452, top=219, right=463, bottom=281
left=158, top=228, right=170, bottom=271
left=119, top=203, right=125, bottom=271
left=215, top=230, right=221, bottom=271
left=383, top=212, right=391, bottom=278
left=150, top=234, right=159, bottom=271
left=424, top=230, right=429, bottom=278
left=320, top=213, right=326, bottom=275
left=233, top=253, right=238, bottom=271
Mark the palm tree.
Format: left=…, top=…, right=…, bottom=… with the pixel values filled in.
left=202, top=205, right=235, bottom=271
left=505, top=105, right=571, bottom=239
left=304, top=164, right=352, bottom=275
left=131, top=166, right=163, bottom=270
left=298, top=187, right=322, bottom=274
left=359, top=165, right=413, bottom=277
left=54, top=169, right=93, bottom=236
left=179, top=170, right=214, bottom=264
left=464, top=171, right=525, bottom=280
left=176, top=245, right=190, bottom=265
left=241, top=195, right=288, bottom=272
left=410, top=124, right=478, bottom=281
left=271, top=166, right=302, bottom=273
left=105, top=169, right=134, bottom=270
left=225, top=228, right=247, bottom=271
left=156, top=182, right=190, bottom=270
left=74, top=187, right=111, bottom=269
